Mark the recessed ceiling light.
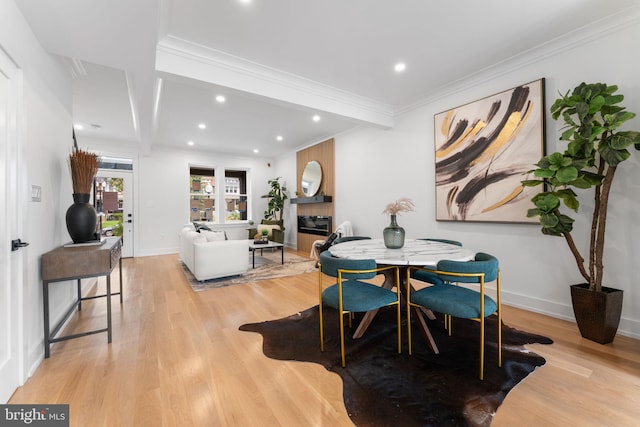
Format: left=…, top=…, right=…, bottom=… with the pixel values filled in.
left=276, top=135, right=283, bottom=141
left=238, top=0, right=252, bottom=4
left=253, top=149, right=259, bottom=153
left=187, top=141, right=194, bottom=146
left=312, top=115, right=321, bottom=122
left=215, top=95, right=226, bottom=103
left=73, top=124, right=84, bottom=130
left=394, top=62, right=406, bottom=73
left=198, top=123, right=206, bottom=129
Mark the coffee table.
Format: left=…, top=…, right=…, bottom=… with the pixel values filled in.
left=248, top=240, right=284, bottom=268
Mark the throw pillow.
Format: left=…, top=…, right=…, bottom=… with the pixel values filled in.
left=201, top=230, right=226, bottom=242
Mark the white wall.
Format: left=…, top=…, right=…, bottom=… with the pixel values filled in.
left=1, top=0, right=76, bottom=376
left=134, top=146, right=278, bottom=256
left=333, top=15, right=640, bottom=338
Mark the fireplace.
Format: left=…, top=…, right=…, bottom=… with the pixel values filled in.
left=297, top=215, right=332, bottom=236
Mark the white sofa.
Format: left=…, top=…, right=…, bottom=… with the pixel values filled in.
left=179, top=226, right=249, bottom=281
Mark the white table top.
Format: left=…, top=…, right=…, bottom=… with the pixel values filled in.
left=328, top=238, right=474, bottom=266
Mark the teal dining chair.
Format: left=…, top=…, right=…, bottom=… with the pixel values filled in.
left=411, top=238, right=463, bottom=286
left=406, top=252, right=501, bottom=380
left=318, top=251, right=401, bottom=367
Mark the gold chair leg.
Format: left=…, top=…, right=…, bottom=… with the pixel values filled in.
left=479, top=315, right=485, bottom=380
left=406, top=275, right=412, bottom=355
left=339, top=311, right=346, bottom=367
left=396, top=302, right=401, bottom=354
left=319, top=302, right=324, bottom=352
left=318, top=269, right=325, bottom=352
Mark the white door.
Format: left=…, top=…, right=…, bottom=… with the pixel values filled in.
left=0, top=48, right=24, bottom=403
left=96, top=170, right=134, bottom=257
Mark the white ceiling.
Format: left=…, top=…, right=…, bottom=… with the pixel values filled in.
left=15, top=0, right=640, bottom=157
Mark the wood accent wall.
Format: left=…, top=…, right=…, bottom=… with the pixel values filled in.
left=296, top=138, right=335, bottom=254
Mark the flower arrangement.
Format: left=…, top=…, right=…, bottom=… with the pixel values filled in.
left=382, top=198, right=415, bottom=215
left=68, top=147, right=99, bottom=194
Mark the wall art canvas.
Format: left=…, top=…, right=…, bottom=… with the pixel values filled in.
left=434, top=78, right=545, bottom=223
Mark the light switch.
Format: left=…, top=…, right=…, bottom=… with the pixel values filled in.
left=31, top=185, right=42, bottom=202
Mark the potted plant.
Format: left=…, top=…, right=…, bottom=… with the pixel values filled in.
left=522, top=82, right=640, bottom=343
left=264, top=177, right=288, bottom=224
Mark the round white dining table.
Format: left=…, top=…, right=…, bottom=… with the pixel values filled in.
left=328, top=238, right=474, bottom=266
left=327, top=238, right=475, bottom=354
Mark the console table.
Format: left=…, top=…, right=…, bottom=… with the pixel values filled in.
left=41, top=237, right=123, bottom=358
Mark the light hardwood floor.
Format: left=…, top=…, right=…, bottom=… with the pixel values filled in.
left=10, top=251, right=640, bottom=426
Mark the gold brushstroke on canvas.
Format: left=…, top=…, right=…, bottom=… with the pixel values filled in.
left=436, top=119, right=487, bottom=159
left=481, top=186, right=524, bottom=213
left=472, top=106, right=531, bottom=166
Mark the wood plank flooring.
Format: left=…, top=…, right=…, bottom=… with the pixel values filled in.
left=10, top=252, right=640, bottom=426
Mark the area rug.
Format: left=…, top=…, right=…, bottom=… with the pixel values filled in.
left=240, top=306, right=553, bottom=426
left=183, top=250, right=317, bottom=292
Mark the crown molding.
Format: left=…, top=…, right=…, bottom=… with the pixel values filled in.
left=156, top=35, right=394, bottom=128
left=397, top=6, right=640, bottom=116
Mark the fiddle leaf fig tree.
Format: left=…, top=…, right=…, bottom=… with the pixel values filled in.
left=264, top=177, right=288, bottom=223
left=522, top=82, right=640, bottom=292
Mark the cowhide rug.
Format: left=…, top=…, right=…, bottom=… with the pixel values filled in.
left=240, top=305, right=552, bottom=426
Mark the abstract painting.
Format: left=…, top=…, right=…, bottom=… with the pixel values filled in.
left=434, top=79, right=545, bottom=222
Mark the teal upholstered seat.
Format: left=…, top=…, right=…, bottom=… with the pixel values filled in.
left=407, top=252, right=501, bottom=380
left=411, top=238, right=463, bottom=286
left=318, top=251, right=401, bottom=367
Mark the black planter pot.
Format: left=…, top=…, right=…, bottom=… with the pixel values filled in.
left=570, top=283, right=623, bottom=344
left=66, top=193, right=98, bottom=243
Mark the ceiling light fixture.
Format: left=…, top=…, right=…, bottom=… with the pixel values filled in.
left=198, top=123, right=206, bottom=129
left=253, top=149, right=259, bottom=153
left=394, top=62, right=406, bottom=73
left=276, top=135, right=283, bottom=141
left=312, top=115, right=321, bottom=122
left=187, top=141, right=194, bottom=146
left=215, top=95, right=226, bottom=103
left=73, top=124, right=84, bottom=130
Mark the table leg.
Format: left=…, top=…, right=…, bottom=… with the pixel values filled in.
left=119, top=257, right=123, bottom=304
left=280, top=246, right=284, bottom=264
left=352, top=267, right=440, bottom=353
left=43, top=281, right=50, bottom=358
left=77, top=279, right=82, bottom=311
left=106, top=276, right=112, bottom=343
left=252, top=248, right=255, bottom=268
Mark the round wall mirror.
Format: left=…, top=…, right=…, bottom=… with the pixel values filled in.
left=301, top=160, right=322, bottom=197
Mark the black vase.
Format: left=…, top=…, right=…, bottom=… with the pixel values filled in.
left=66, top=193, right=97, bottom=243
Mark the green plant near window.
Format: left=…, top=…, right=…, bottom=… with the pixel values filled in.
left=522, top=82, right=640, bottom=292
left=263, top=177, right=288, bottom=224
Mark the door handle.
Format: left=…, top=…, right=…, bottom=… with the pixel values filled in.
left=11, top=239, right=29, bottom=251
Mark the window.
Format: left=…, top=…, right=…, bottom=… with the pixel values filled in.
left=224, top=170, right=248, bottom=223
left=189, top=167, right=250, bottom=224
left=190, top=167, right=215, bottom=222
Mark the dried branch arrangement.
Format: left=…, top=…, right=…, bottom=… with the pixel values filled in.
left=69, top=148, right=99, bottom=194
left=382, top=197, right=415, bottom=215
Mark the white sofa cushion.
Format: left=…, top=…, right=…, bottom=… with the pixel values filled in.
left=201, top=230, right=226, bottom=242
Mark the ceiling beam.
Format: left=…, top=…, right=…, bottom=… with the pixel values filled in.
left=155, top=36, right=394, bottom=129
